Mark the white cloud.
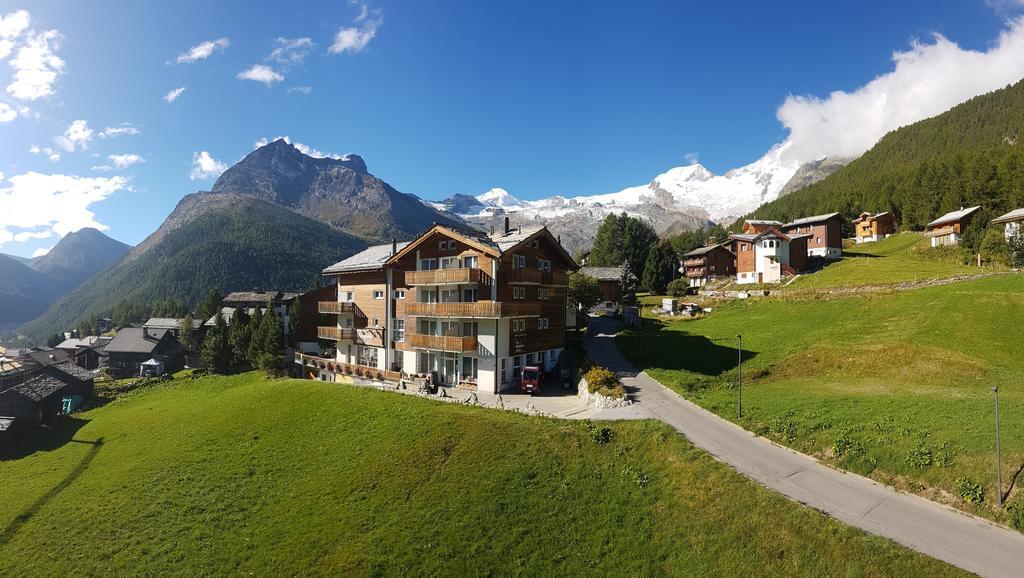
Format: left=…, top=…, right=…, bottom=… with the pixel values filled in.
left=287, top=86, right=312, bottom=95
left=683, top=152, right=700, bottom=165
left=237, top=64, right=283, bottom=85
left=54, top=119, right=93, bottom=152
left=15, top=229, right=53, bottom=242
left=6, top=28, right=64, bottom=101
left=330, top=3, right=382, bottom=54
left=778, top=17, right=1024, bottom=164
left=108, top=153, right=144, bottom=169
left=190, top=151, right=228, bottom=180
left=986, top=0, right=1024, bottom=14
left=268, top=37, right=313, bottom=66
left=0, top=172, right=128, bottom=249
left=31, top=245, right=52, bottom=257
left=0, top=101, right=15, bottom=122
left=253, top=135, right=342, bottom=159
left=176, top=37, right=229, bottom=63
left=0, top=9, right=29, bottom=60
left=29, top=145, right=61, bottom=162
left=164, top=86, right=186, bottom=103
left=90, top=165, right=112, bottom=172
left=99, top=123, right=140, bottom=138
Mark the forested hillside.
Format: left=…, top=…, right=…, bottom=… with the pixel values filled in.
left=17, top=196, right=365, bottom=341
left=744, top=79, right=1024, bottom=247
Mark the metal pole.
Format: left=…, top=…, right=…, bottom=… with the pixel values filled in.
left=737, top=334, right=743, bottom=419
left=994, top=386, right=1002, bottom=508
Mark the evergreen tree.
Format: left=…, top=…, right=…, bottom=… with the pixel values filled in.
left=588, top=213, right=626, bottom=266
left=641, top=244, right=673, bottom=294
left=247, top=308, right=266, bottom=366
left=309, top=273, right=321, bottom=291
left=621, top=217, right=659, bottom=282
left=197, top=288, right=223, bottom=322
left=46, top=333, right=62, bottom=347
left=980, top=228, right=1009, bottom=265
left=287, top=297, right=302, bottom=348
left=179, top=314, right=199, bottom=352
left=229, top=308, right=252, bottom=371
left=200, top=313, right=231, bottom=374
left=257, top=312, right=285, bottom=376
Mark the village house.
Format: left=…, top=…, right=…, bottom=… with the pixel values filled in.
left=577, top=266, right=630, bottom=311
left=781, top=213, right=844, bottom=259
left=741, top=219, right=784, bottom=235
left=297, top=220, right=576, bottom=394
left=0, top=362, right=94, bottom=434
left=730, top=226, right=809, bottom=284
left=852, top=211, right=898, bottom=243
left=926, top=206, right=981, bottom=247
left=143, top=317, right=204, bottom=338
left=992, top=208, right=1024, bottom=241
left=292, top=284, right=339, bottom=356
left=104, top=327, right=185, bottom=378
left=680, top=243, right=736, bottom=287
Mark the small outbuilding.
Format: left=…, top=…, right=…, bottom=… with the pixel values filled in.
left=139, top=358, right=164, bottom=377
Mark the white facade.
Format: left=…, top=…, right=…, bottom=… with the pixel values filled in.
left=809, top=246, right=842, bottom=259
left=1003, top=221, right=1022, bottom=241
left=855, top=233, right=892, bottom=244
left=930, top=232, right=961, bottom=248
left=735, top=236, right=789, bottom=285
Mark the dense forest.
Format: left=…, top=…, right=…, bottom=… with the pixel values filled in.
left=743, top=79, right=1024, bottom=251
left=18, top=199, right=366, bottom=342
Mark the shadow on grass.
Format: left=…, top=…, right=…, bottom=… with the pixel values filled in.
left=0, top=435, right=104, bottom=547
left=618, top=317, right=757, bottom=377
left=2, top=416, right=92, bottom=461
left=839, top=251, right=883, bottom=259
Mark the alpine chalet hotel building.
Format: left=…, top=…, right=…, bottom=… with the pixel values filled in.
left=298, top=220, right=576, bottom=393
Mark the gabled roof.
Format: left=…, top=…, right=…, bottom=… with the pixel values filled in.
left=683, top=242, right=734, bottom=258
left=927, top=206, right=981, bottom=228
left=852, top=211, right=893, bottom=223
left=992, top=208, right=1024, bottom=224
left=222, top=291, right=293, bottom=305
left=745, top=219, right=784, bottom=226
left=783, top=212, right=842, bottom=228
left=104, top=327, right=171, bottom=354
left=8, top=374, right=69, bottom=402
left=324, top=241, right=411, bottom=274
left=730, top=227, right=806, bottom=244
left=28, top=348, right=72, bottom=367
left=143, top=317, right=203, bottom=331
left=579, top=266, right=626, bottom=282
left=47, top=361, right=94, bottom=382
left=385, top=224, right=577, bottom=269
left=55, top=336, right=102, bottom=350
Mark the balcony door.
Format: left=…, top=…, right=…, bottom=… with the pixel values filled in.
left=462, top=255, right=477, bottom=269
left=440, top=256, right=459, bottom=269
left=440, top=288, right=460, bottom=303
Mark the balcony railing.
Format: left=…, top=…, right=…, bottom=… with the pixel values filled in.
left=317, top=326, right=355, bottom=340
left=318, top=301, right=357, bottom=314
left=405, top=267, right=486, bottom=286
left=507, top=268, right=542, bottom=284
left=926, top=225, right=959, bottom=237
left=405, top=301, right=541, bottom=318
left=293, top=352, right=402, bottom=383
left=684, top=267, right=708, bottom=278
left=403, top=333, right=478, bottom=351
left=541, top=270, right=569, bottom=286
left=683, top=258, right=706, bottom=268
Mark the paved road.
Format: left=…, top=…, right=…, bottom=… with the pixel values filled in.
left=585, top=316, right=1024, bottom=578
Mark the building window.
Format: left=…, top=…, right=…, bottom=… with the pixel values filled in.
left=513, top=254, right=526, bottom=269
left=392, top=319, right=405, bottom=342
left=373, top=290, right=384, bottom=300
left=342, top=291, right=354, bottom=302
left=440, top=256, right=458, bottom=269
left=537, top=317, right=549, bottom=330
left=526, top=353, right=534, bottom=364
left=501, top=358, right=507, bottom=383
left=463, top=255, right=478, bottom=269
left=549, top=350, right=556, bottom=361
left=439, top=240, right=455, bottom=251
left=462, top=356, right=478, bottom=380
left=538, top=287, right=549, bottom=300
left=538, top=258, right=551, bottom=271
left=441, top=288, right=459, bottom=303
left=394, top=289, right=405, bottom=299
left=419, top=258, right=437, bottom=271
left=513, top=318, right=526, bottom=332
left=513, top=355, right=522, bottom=379
left=463, top=288, right=477, bottom=302
left=372, top=318, right=380, bottom=328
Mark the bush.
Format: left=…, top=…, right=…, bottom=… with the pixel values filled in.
left=666, top=278, right=690, bottom=297
left=584, top=365, right=625, bottom=399
left=905, top=447, right=933, bottom=468
left=1008, top=500, right=1024, bottom=530
left=954, top=477, right=984, bottom=504
left=833, top=434, right=864, bottom=458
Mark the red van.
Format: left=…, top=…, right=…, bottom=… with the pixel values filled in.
left=521, top=365, right=542, bottom=394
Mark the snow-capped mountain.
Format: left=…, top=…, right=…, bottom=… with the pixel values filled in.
left=434, top=141, right=843, bottom=255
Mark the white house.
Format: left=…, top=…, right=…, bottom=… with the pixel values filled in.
left=992, top=208, right=1024, bottom=241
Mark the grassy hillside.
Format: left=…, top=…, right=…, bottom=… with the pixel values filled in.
left=0, top=374, right=960, bottom=575
left=17, top=199, right=365, bottom=342
left=620, top=274, right=1024, bottom=526
left=744, top=78, right=1024, bottom=244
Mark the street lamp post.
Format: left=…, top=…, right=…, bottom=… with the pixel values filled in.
left=994, top=386, right=1003, bottom=508
left=737, top=334, right=743, bottom=419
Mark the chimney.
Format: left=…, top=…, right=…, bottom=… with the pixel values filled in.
left=504, top=216, right=510, bottom=234
left=391, top=237, right=397, bottom=256
left=490, top=224, right=494, bottom=235
left=518, top=224, right=522, bottom=234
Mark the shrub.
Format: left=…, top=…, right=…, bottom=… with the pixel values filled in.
left=905, top=447, right=933, bottom=468
left=666, top=278, right=690, bottom=297
left=954, top=477, right=984, bottom=504
left=833, top=434, right=864, bottom=458
left=584, top=366, right=618, bottom=394
left=1008, top=500, right=1024, bottom=530
left=591, top=426, right=613, bottom=444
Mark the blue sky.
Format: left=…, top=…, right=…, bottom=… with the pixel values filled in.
left=1, top=0, right=1022, bottom=256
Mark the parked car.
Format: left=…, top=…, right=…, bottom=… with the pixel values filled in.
left=521, top=365, right=542, bottom=394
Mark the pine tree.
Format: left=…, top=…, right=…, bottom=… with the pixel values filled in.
left=246, top=308, right=265, bottom=365
left=622, top=217, right=659, bottom=282
left=257, top=312, right=285, bottom=376
left=588, top=213, right=625, bottom=266
left=641, top=244, right=673, bottom=294
left=179, top=314, right=198, bottom=352
left=200, top=313, right=231, bottom=374
left=229, top=308, right=251, bottom=371
left=197, top=288, right=223, bottom=321
left=287, top=297, right=302, bottom=348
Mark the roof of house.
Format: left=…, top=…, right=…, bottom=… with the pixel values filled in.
left=851, top=211, right=893, bottom=223
left=28, top=348, right=72, bottom=367
left=745, top=219, right=784, bottom=226
left=487, top=225, right=547, bottom=253
left=683, top=243, right=734, bottom=258
left=783, top=212, right=842, bottom=228
left=104, top=327, right=171, bottom=354
left=55, top=336, right=102, bottom=350
left=222, top=291, right=297, bottom=305
left=48, top=361, right=94, bottom=382
left=323, top=241, right=411, bottom=274
left=730, top=228, right=809, bottom=244
left=927, top=206, right=981, bottom=228
left=143, top=317, right=203, bottom=331
left=992, top=208, right=1024, bottom=224
left=579, top=266, right=626, bottom=282
left=9, top=374, right=70, bottom=402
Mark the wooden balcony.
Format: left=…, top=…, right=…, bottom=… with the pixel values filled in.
left=925, top=225, right=959, bottom=237
left=405, top=267, right=485, bottom=286
left=403, top=333, right=478, bottom=352
left=541, top=270, right=569, bottom=286
left=318, top=301, right=357, bottom=314
left=684, top=267, right=708, bottom=279
left=507, top=268, right=541, bottom=284
left=317, top=326, right=354, bottom=340
left=683, top=258, right=706, bottom=268
left=405, top=301, right=541, bottom=318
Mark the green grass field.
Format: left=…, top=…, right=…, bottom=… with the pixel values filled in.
left=789, top=233, right=986, bottom=290
left=620, top=274, right=1024, bottom=527
left=0, top=374, right=962, bottom=576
